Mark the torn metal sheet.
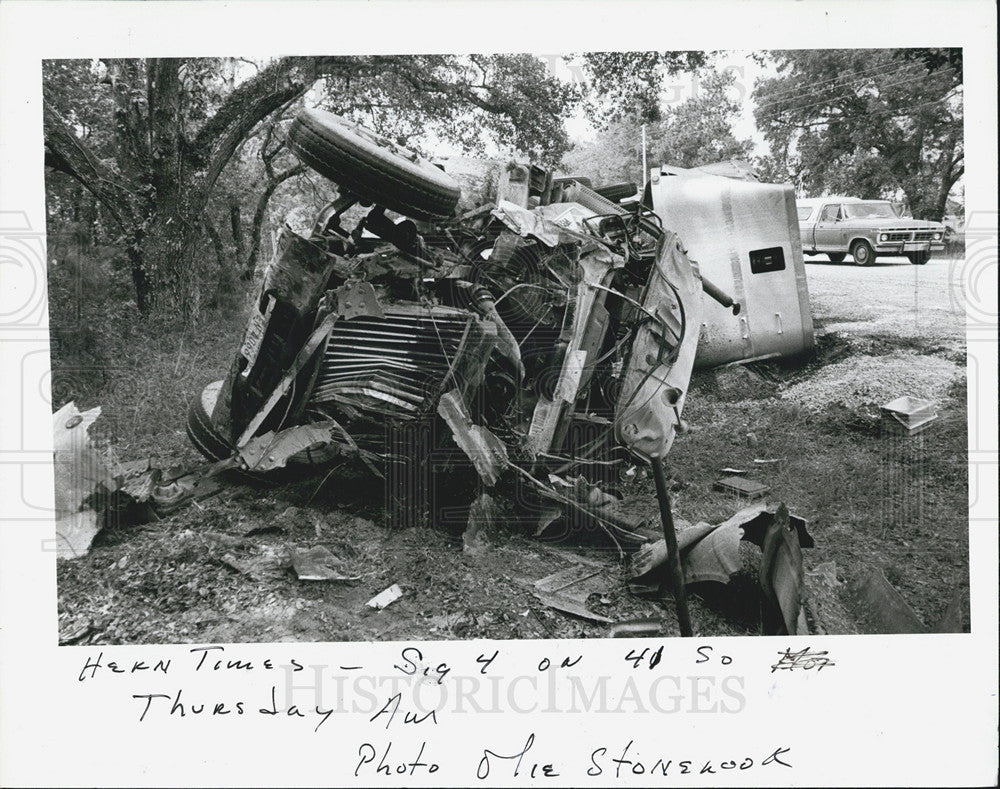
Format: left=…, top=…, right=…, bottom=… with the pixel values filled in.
left=367, top=584, right=403, bottom=610
left=53, top=402, right=115, bottom=559
left=759, top=504, right=808, bottom=635
left=525, top=253, right=616, bottom=457
left=438, top=389, right=508, bottom=486
left=238, top=420, right=344, bottom=472
left=493, top=200, right=603, bottom=247
left=615, top=233, right=703, bottom=460
left=684, top=520, right=744, bottom=585
left=627, top=502, right=813, bottom=635
left=846, top=567, right=927, bottom=634
left=532, top=564, right=613, bottom=624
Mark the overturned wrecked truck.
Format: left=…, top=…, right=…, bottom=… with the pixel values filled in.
left=187, top=109, right=733, bottom=502
left=180, top=108, right=812, bottom=634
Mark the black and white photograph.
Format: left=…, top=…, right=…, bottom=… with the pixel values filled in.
left=45, top=47, right=970, bottom=643
left=0, top=2, right=996, bottom=786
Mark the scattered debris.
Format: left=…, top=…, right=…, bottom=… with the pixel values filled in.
left=608, top=618, right=670, bottom=638
left=627, top=502, right=813, bottom=635
left=463, top=492, right=495, bottom=556
left=881, top=395, right=938, bottom=435
left=758, top=504, right=809, bottom=635
left=218, top=553, right=259, bottom=577
left=53, top=402, right=115, bottom=559
left=720, top=467, right=746, bottom=475
left=846, top=567, right=928, bottom=634
left=290, top=545, right=360, bottom=581
left=532, top=564, right=613, bottom=624
left=367, top=584, right=403, bottom=610
left=713, top=475, right=770, bottom=499
left=807, top=561, right=840, bottom=588
left=752, top=458, right=782, bottom=465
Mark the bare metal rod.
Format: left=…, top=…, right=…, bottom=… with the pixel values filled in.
left=650, top=456, right=693, bottom=637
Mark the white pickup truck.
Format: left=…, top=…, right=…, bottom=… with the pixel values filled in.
left=797, top=196, right=945, bottom=265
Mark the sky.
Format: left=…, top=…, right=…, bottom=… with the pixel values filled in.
left=559, top=51, right=775, bottom=157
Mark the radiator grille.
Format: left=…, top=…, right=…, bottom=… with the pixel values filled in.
left=309, top=304, right=472, bottom=417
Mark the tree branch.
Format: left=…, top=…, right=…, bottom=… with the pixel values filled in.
left=245, top=163, right=306, bottom=278
left=42, top=102, right=135, bottom=230
left=191, top=56, right=353, bottom=194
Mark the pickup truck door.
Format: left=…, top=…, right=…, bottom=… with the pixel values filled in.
left=813, top=204, right=846, bottom=251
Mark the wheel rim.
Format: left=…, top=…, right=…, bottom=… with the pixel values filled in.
left=855, top=245, right=870, bottom=264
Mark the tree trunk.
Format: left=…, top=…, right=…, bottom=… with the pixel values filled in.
left=229, top=199, right=246, bottom=273
left=245, top=163, right=306, bottom=279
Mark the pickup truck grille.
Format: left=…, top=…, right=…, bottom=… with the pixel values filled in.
left=308, top=304, right=474, bottom=418
left=883, top=230, right=939, bottom=242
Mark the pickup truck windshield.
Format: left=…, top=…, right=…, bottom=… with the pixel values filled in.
left=843, top=202, right=897, bottom=219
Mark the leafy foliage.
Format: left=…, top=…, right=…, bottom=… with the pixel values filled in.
left=43, top=55, right=582, bottom=317
left=561, top=69, right=751, bottom=184
left=753, top=49, right=963, bottom=219
left=576, top=51, right=708, bottom=123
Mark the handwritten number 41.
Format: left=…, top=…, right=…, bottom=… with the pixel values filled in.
left=625, top=646, right=664, bottom=670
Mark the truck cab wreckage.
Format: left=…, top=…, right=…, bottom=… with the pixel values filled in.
left=60, top=108, right=817, bottom=636
left=187, top=110, right=727, bottom=511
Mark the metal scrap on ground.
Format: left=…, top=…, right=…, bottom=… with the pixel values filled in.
left=367, top=584, right=403, bottom=610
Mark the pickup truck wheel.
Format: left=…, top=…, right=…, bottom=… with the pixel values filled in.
left=288, top=108, right=461, bottom=220
left=907, top=251, right=930, bottom=265
left=850, top=239, right=876, bottom=266
left=828, top=252, right=846, bottom=264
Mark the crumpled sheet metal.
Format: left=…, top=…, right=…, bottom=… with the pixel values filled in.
left=438, top=389, right=509, bottom=486
left=615, top=232, right=703, bottom=461
left=758, top=504, right=808, bottom=635
left=524, top=254, right=615, bottom=457
left=53, top=402, right=115, bottom=559
left=532, top=563, right=613, bottom=624
left=290, top=545, right=360, bottom=581
left=629, top=503, right=814, bottom=635
left=493, top=200, right=597, bottom=247
left=238, top=421, right=344, bottom=472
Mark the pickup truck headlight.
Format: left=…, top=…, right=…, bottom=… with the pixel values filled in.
left=879, top=233, right=888, bottom=242
left=933, top=232, right=942, bottom=240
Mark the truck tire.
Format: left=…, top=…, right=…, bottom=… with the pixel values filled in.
left=828, top=252, right=846, bottom=264
left=907, top=251, right=930, bottom=265
left=187, top=381, right=339, bottom=466
left=850, top=239, right=876, bottom=266
left=288, top=108, right=461, bottom=220
left=186, top=380, right=234, bottom=462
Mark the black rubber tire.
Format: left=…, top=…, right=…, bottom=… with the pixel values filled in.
left=850, top=239, right=877, bottom=266
left=828, top=252, right=847, bottom=264
left=907, top=251, right=930, bottom=265
left=288, top=108, right=461, bottom=220
left=186, top=380, right=234, bottom=462
left=187, top=380, right=342, bottom=467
